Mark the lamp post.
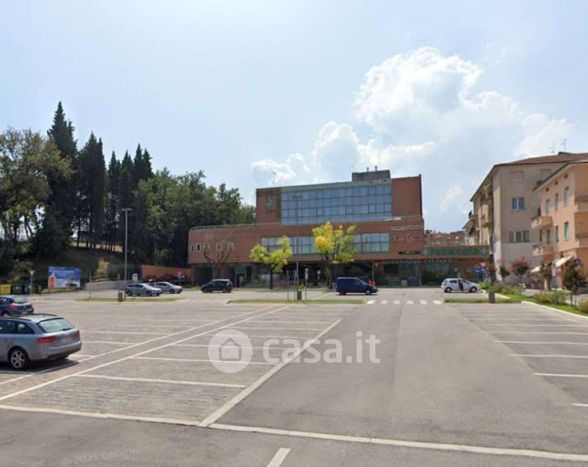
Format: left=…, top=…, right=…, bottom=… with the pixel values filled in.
left=122, top=208, right=132, bottom=282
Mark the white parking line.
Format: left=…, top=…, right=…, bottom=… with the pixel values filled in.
left=511, top=354, right=588, bottom=358
left=173, top=343, right=291, bottom=350
left=573, top=403, right=588, bottom=408
left=420, top=300, right=427, bottom=305
left=406, top=300, right=414, bottom=305
left=75, top=374, right=247, bottom=388
left=485, top=324, right=587, bottom=328
left=495, top=340, right=588, bottom=345
left=381, top=300, right=388, bottom=305
left=82, top=330, right=168, bottom=335
left=393, top=300, right=401, bottom=305
left=132, top=356, right=274, bottom=365
left=266, top=447, right=291, bottom=467
left=83, top=340, right=138, bottom=345
left=367, top=300, right=376, bottom=305
left=209, top=423, right=588, bottom=463
left=433, top=300, right=442, bottom=305
left=203, top=334, right=309, bottom=340
left=534, top=373, right=588, bottom=378
left=491, top=331, right=588, bottom=335
left=233, top=326, right=324, bottom=332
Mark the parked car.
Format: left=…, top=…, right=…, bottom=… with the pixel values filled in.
left=125, top=283, right=162, bottom=297
left=201, top=279, right=233, bottom=293
left=154, top=282, right=183, bottom=294
left=336, top=277, right=378, bottom=295
left=441, top=278, right=480, bottom=293
left=0, top=314, right=81, bottom=370
left=0, top=296, right=34, bottom=317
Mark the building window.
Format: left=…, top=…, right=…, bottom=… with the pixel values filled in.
left=202, top=243, right=209, bottom=252
left=563, top=187, right=570, bottom=206
left=545, top=229, right=551, bottom=244
left=564, top=222, right=570, bottom=241
left=226, top=242, right=234, bottom=251
left=216, top=243, right=223, bottom=252
left=539, top=168, right=551, bottom=180
left=508, top=230, right=529, bottom=243
left=554, top=193, right=559, bottom=211
left=555, top=225, right=559, bottom=242
left=195, top=243, right=201, bottom=252
left=510, top=170, right=524, bottom=181
left=545, top=199, right=551, bottom=215
left=281, top=182, right=392, bottom=225
left=511, top=197, right=525, bottom=211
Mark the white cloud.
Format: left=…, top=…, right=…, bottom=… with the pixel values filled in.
left=250, top=47, right=574, bottom=230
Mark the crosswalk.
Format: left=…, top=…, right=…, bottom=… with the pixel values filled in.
left=366, top=299, right=443, bottom=306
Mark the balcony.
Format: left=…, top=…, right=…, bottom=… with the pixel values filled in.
left=575, top=195, right=588, bottom=213
left=532, top=243, right=554, bottom=256
left=531, top=215, right=553, bottom=229
left=577, top=232, right=588, bottom=248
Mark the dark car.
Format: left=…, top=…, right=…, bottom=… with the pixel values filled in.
left=0, top=296, right=34, bottom=317
left=0, top=314, right=81, bottom=370
left=201, top=279, right=233, bottom=293
left=336, top=277, right=378, bottom=295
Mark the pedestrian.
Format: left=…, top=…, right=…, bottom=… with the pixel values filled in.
left=458, top=279, right=464, bottom=292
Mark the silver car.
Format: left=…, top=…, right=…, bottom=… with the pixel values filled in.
left=0, top=314, right=82, bottom=370
left=441, top=278, right=480, bottom=293
left=155, top=282, right=183, bottom=294
left=125, top=283, right=162, bottom=297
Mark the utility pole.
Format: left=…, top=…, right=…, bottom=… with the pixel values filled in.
left=122, top=208, right=132, bottom=282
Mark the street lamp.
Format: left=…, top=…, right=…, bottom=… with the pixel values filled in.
left=122, top=208, right=132, bottom=282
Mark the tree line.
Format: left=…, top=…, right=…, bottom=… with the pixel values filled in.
left=0, top=102, right=254, bottom=279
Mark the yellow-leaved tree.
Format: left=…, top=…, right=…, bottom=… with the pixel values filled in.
left=250, top=236, right=293, bottom=289
left=312, top=222, right=356, bottom=287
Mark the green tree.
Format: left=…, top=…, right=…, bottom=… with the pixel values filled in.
left=498, top=263, right=510, bottom=284
left=41, top=102, right=78, bottom=254
left=105, top=152, right=121, bottom=251
left=0, top=128, right=70, bottom=245
left=78, top=133, right=106, bottom=249
left=312, top=222, right=356, bottom=287
left=250, top=236, right=293, bottom=289
left=563, top=259, right=587, bottom=307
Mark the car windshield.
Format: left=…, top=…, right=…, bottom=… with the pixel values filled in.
left=38, top=318, right=74, bottom=333
left=14, top=296, right=29, bottom=304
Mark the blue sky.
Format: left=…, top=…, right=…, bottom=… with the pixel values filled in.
left=2, top=0, right=588, bottom=230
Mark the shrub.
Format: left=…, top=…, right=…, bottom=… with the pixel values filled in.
left=534, top=290, right=570, bottom=305
left=501, top=285, right=524, bottom=296
left=480, top=279, right=489, bottom=291
left=534, top=291, right=552, bottom=304
left=578, top=300, right=588, bottom=314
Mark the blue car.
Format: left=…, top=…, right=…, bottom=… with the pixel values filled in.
left=336, top=277, right=378, bottom=295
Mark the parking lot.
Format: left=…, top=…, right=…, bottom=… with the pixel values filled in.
left=2, top=288, right=588, bottom=466
left=459, top=301, right=588, bottom=409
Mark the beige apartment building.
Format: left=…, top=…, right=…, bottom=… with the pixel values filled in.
left=531, top=159, right=588, bottom=287
left=464, top=152, right=588, bottom=280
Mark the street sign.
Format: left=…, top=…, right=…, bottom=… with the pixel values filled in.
left=132, top=273, right=139, bottom=282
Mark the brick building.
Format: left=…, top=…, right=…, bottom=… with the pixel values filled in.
left=188, top=169, right=488, bottom=286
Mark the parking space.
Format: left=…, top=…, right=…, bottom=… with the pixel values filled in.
left=457, top=302, right=588, bottom=410
left=0, top=292, right=351, bottom=426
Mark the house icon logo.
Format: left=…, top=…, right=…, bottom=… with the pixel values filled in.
left=208, top=330, right=252, bottom=373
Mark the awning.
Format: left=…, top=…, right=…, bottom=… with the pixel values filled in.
left=530, top=265, right=541, bottom=274
left=554, top=256, right=573, bottom=268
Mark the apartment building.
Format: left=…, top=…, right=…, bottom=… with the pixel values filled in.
left=464, top=152, right=588, bottom=279
left=531, top=159, right=588, bottom=286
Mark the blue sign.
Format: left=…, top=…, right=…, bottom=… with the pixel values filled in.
left=48, top=266, right=82, bottom=289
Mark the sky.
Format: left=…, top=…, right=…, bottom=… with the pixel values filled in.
left=2, top=0, right=588, bottom=231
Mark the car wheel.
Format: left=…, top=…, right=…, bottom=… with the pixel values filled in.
left=365, top=290, right=373, bottom=296
left=9, top=348, right=30, bottom=370
left=1, top=311, right=10, bottom=317
left=147, top=292, right=152, bottom=297
left=444, top=287, right=452, bottom=293
left=470, top=287, right=477, bottom=293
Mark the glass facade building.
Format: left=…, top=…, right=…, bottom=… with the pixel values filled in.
left=261, top=232, right=390, bottom=256
left=281, top=181, right=392, bottom=225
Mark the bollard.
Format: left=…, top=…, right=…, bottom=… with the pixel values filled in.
left=118, top=290, right=126, bottom=302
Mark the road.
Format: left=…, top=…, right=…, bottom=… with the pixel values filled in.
left=1, top=288, right=588, bottom=466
